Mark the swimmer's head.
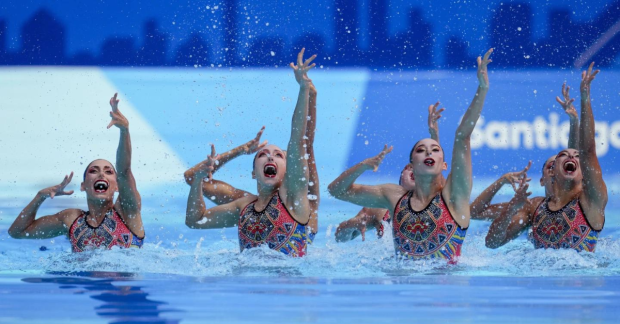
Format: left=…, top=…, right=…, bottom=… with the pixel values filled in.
left=551, top=148, right=582, bottom=184
left=540, top=155, right=556, bottom=194
left=409, top=138, right=447, bottom=176
left=399, top=164, right=416, bottom=191
left=81, top=159, right=118, bottom=200
left=252, top=144, right=287, bottom=188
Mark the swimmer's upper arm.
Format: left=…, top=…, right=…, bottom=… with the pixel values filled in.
left=332, top=183, right=402, bottom=210
left=202, top=179, right=253, bottom=205
left=189, top=197, right=247, bottom=229
left=10, top=209, right=77, bottom=239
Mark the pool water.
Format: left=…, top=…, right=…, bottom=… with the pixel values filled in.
left=1, top=208, right=620, bottom=323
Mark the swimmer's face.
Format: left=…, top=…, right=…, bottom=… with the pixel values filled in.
left=540, top=155, right=556, bottom=190
left=399, top=164, right=415, bottom=191
left=252, top=144, right=287, bottom=187
left=410, top=138, right=447, bottom=176
left=551, top=149, right=582, bottom=182
left=80, top=159, right=118, bottom=200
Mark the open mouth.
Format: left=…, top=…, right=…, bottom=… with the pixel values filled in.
left=263, top=163, right=277, bottom=178
left=424, top=158, right=435, bottom=167
left=563, top=161, right=577, bottom=174
left=410, top=173, right=415, bottom=181
left=94, top=180, right=109, bottom=193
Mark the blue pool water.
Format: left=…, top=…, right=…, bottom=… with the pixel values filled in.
left=1, top=205, right=620, bottom=323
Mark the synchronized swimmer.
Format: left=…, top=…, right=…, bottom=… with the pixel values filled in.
left=7, top=49, right=609, bottom=264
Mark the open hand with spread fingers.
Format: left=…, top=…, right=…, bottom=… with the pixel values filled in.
left=290, top=48, right=317, bottom=88
left=107, top=93, right=129, bottom=130
left=512, top=176, right=532, bottom=207
left=39, top=172, right=74, bottom=199
left=428, top=102, right=445, bottom=138
left=501, top=161, right=532, bottom=192
left=362, top=145, right=393, bottom=172
left=196, top=144, right=219, bottom=181
left=242, top=126, right=268, bottom=155
left=477, top=48, right=493, bottom=89
left=580, top=62, right=600, bottom=93
left=555, top=83, right=577, bottom=119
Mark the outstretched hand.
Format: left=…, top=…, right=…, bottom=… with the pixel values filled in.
left=242, top=126, right=268, bottom=154
left=107, top=93, right=129, bottom=130
left=197, top=144, right=219, bottom=181
left=39, top=172, right=74, bottom=199
left=362, top=144, right=393, bottom=172
left=427, top=102, right=445, bottom=137
left=290, top=48, right=316, bottom=88
left=580, top=62, right=600, bottom=93
left=511, top=176, right=532, bottom=206
left=477, top=48, right=493, bottom=89
left=555, top=83, right=577, bottom=119
left=501, top=161, right=532, bottom=192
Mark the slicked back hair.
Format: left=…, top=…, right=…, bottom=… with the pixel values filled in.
left=83, top=159, right=117, bottom=181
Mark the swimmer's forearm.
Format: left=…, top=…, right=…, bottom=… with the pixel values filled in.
left=457, top=86, right=488, bottom=138
left=116, top=129, right=132, bottom=175
left=184, top=145, right=245, bottom=185
left=429, top=127, right=439, bottom=143
left=186, top=176, right=208, bottom=228
left=579, top=89, right=595, bottom=154
left=470, top=177, right=505, bottom=218
left=328, top=163, right=368, bottom=198
left=567, top=114, right=579, bottom=150
left=8, top=193, right=46, bottom=238
left=485, top=199, right=522, bottom=248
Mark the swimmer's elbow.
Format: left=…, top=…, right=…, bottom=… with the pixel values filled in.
left=7, top=227, right=24, bottom=239
left=327, top=182, right=345, bottom=198
left=484, top=235, right=502, bottom=249
left=183, top=170, right=194, bottom=185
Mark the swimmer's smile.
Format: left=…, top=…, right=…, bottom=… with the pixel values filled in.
left=563, top=160, right=577, bottom=174
left=264, top=163, right=277, bottom=178
left=94, top=180, right=109, bottom=193
left=424, top=158, right=435, bottom=167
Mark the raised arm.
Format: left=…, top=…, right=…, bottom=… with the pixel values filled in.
left=184, top=127, right=267, bottom=186
left=281, top=49, right=315, bottom=218
left=108, top=93, right=143, bottom=238
left=8, top=173, right=76, bottom=239
left=555, top=83, right=579, bottom=149
left=306, top=81, right=320, bottom=234
left=328, top=145, right=402, bottom=209
left=485, top=177, right=536, bottom=248
left=428, top=102, right=445, bottom=143
left=470, top=161, right=531, bottom=220
left=578, top=63, right=607, bottom=230
left=185, top=167, right=247, bottom=229
left=444, top=49, right=493, bottom=216
left=184, top=143, right=255, bottom=204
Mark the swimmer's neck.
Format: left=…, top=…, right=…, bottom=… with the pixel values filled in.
left=256, top=183, right=280, bottom=201
left=411, top=174, right=444, bottom=202
left=549, top=178, right=582, bottom=208
left=86, top=197, right=115, bottom=222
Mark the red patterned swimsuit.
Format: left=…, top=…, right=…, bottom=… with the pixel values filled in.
left=238, top=193, right=310, bottom=257
left=69, top=208, right=144, bottom=253
left=392, top=192, right=467, bottom=263
left=529, top=198, right=600, bottom=252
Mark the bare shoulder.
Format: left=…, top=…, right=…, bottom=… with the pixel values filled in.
left=379, top=183, right=407, bottom=205
left=58, top=208, right=84, bottom=227
left=234, top=194, right=258, bottom=210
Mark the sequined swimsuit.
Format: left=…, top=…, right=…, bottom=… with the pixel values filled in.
left=392, top=192, right=467, bottom=263
left=69, top=208, right=144, bottom=253
left=377, top=210, right=391, bottom=238
left=238, top=193, right=310, bottom=257
left=529, top=198, right=600, bottom=252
